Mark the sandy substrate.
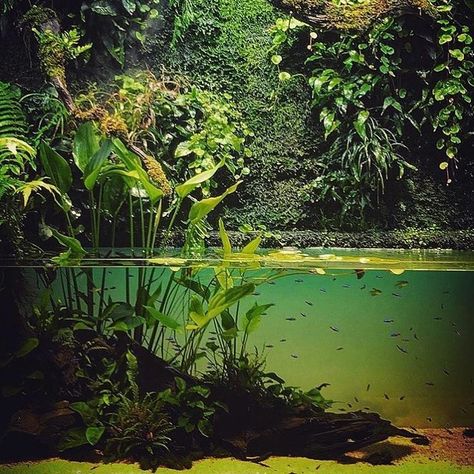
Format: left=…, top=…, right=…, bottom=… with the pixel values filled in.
left=0, top=428, right=472, bottom=473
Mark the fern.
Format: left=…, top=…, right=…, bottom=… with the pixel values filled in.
left=0, top=82, right=36, bottom=198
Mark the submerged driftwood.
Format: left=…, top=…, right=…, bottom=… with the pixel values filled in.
left=1, top=332, right=419, bottom=463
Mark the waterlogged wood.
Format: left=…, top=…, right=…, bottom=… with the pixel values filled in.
left=268, top=0, right=437, bottom=31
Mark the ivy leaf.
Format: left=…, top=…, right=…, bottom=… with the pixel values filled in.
left=271, top=54, right=282, bottom=65
left=353, top=110, right=370, bottom=139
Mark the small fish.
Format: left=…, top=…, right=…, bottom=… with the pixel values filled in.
left=461, top=407, right=468, bottom=414
left=354, top=397, right=359, bottom=402
left=427, top=417, right=432, bottom=422
left=370, top=288, right=382, bottom=296
left=330, top=326, right=339, bottom=332
left=347, top=403, right=353, bottom=408
left=443, top=290, right=450, bottom=294
left=338, top=408, right=347, bottom=412
left=425, top=381, right=434, bottom=386
left=410, top=426, right=418, bottom=432
left=414, top=333, right=419, bottom=340
left=291, top=354, right=298, bottom=359
left=300, top=312, right=306, bottom=317
left=336, top=346, right=344, bottom=351
left=395, top=280, right=409, bottom=288
left=441, top=303, right=445, bottom=310
left=390, top=332, right=401, bottom=337
left=445, top=428, right=454, bottom=435
left=396, top=344, right=408, bottom=354
left=360, top=284, right=367, bottom=290
left=384, top=319, right=395, bottom=323
left=295, top=279, right=303, bottom=283
left=400, top=395, right=405, bottom=400
left=384, top=393, right=390, bottom=400
left=402, top=338, right=410, bottom=342
left=364, top=407, right=371, bottom=410
left=305, top=300, right=313, bottom=306
left=320, top=288, right=327, bottom=293
left=434, top=316, right=442, bottom=320
left=355, top=269, right=365, bottom=279
left=286, top=317, right=296, bottom=321
left=342, top=284, right=351, bottom=288
left=252, top=292, right=261, bottom=296
left=392, top=292, right=402, bottom=298
left=366, top=384, right=371, bottom=391
left=280, top=339, right=287, bottom=343
left=376, top=275, right=383, bottom=279
left=268, top=281, right=276, bottom=285
left=266, top=344, right=274, bottom=349
left=443, top=369, right=450, bottom=376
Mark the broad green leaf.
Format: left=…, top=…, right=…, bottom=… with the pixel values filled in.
left=144, top=306, right=182, bottom=331
left=218, top=218, right=232, bottom=255
left=83, top=139, right=113, bottom=190
left=73, top=122, right=100, bottom=172
left=271, top=54, right=282, bottom=65
left=14, top=338, right=39, bottom=358
left=241, top=235, right=262, bottom=254
left=175, top=162, right=223, bottom=199
left=39, top=142, right=72, bottom=193
left=278, top=71, right=291, bottom=81
left=353, top=110, right=370, bottom=139
left=188, top=182, right=240, bottom=224
left=112, top=139, right=163, bottom=204
left=86, top=426, right=105, bottom=446
left=206, top=283, right=255, bottom=320
left=174, top=141, right=193, bottom=158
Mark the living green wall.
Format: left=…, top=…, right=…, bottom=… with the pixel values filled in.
left=153, top=0, right=474, bottom=233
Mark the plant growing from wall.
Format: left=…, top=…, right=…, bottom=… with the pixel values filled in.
left=269, top=0, right=474, bottom=221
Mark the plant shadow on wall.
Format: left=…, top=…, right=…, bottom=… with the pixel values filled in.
left=266, top=1, right=474, bottom=229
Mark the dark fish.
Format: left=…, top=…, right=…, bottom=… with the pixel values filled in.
left=384, top=393, right=390, bottom=400
left=364, top=407, right=371, bottom=410
left=392, top=292, right=402, bottom=297
left=441, top=303, right=445, bottom=309
left=252, top=292, right=260, bottom=296
left=414, top=333, right=419, bottom=340
left=347, top=403, right=353, bottom=408
left=366, top=384, right=371, bottom=391
left=360, top=284, right=367, bottom=290
left=286, top=317, right=296, bottom=321
left=396, top=344, right=408, bottom=354
left=338, top=408, right=347, bottom=412
left=376, top=275, right=383, bottom=279
left=400, top=395, right=405, bottom=400
left=291, top=354, right=298, bottom=359
left=305, top=301, right=313, bottom=306
left=427, top=417, right=432, bottom=422
left=390, top=333, right=401, bottom=337
left=410, top=426, right=418, bottom=432
left=342, top=284, right=351, bottom=288
left=445, top=428, right=454, bottom=435
left=461, top=407, right=468, bottom=414
left=434, top=316, right=442, bottom=320
left=355, top=269, right=365, bottom=279
left=384, top=319, right=394, bottom=323
left=268, top=281, right=275, bottom=285
left=370, top=288, right=382, bottom=296
left=443, top=369, right=450, bottom=376
left=402, top=338, right=410, bottom=342
left=329, top=326, right=339, bottom=332
left=395, top=280, right=409, bottom=288
left=295, top=279, right=303, bottom=283
left=354, top=397, right=359, bottom=402
left=425, top=381, right=434, bottom=386
left=280, top=339, right=287, bottom=343
left=300, top=312, right=306, bottom=317
left=266, top=345, right=274, bottom=349
left=320, top=288, right=327, bottom=293
left=336, top=346, right=344, bottom=350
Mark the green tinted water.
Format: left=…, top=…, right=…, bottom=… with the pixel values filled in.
left=10, top=248, right=474, bottom=429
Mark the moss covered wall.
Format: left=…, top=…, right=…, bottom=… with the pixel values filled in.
left=148, top=0, right=473, bottom=233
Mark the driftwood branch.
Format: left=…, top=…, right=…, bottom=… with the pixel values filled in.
left=268, top=0, right=437, bottom=31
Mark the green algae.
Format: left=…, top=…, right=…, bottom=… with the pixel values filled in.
left=0, top=457, right=473, bottom=474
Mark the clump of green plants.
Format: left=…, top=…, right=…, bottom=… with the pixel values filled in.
left=269, top=1, right=474, bottom=222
